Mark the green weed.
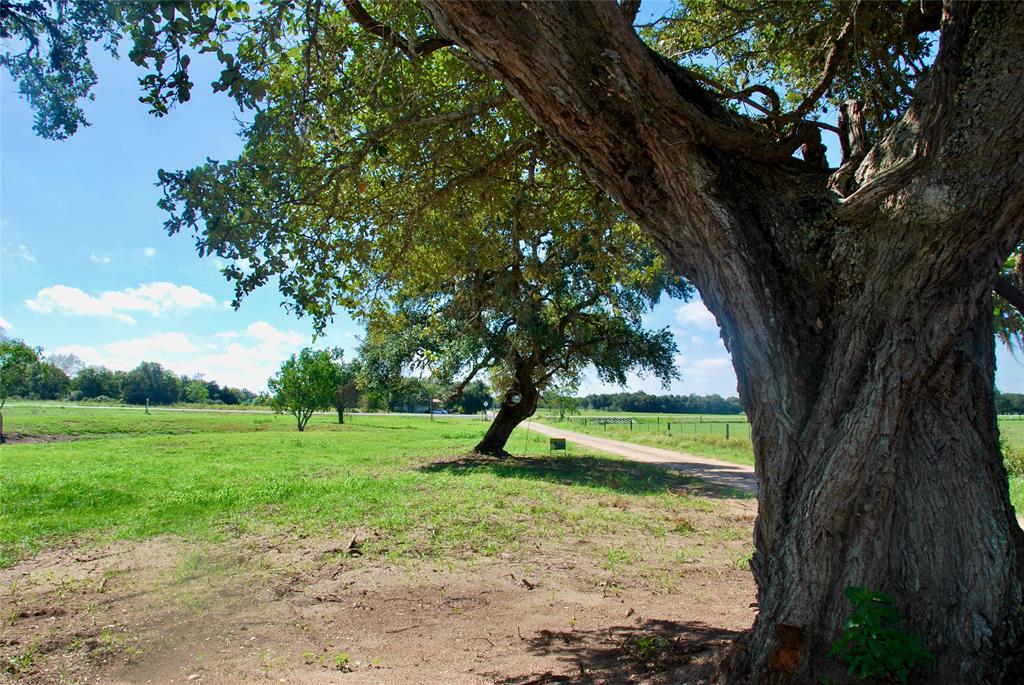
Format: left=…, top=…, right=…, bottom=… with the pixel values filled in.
left=830, top=586, right=934, bottom=684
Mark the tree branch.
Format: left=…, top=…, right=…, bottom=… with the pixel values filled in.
left=789, top=3, right=860, bottom=122
left=343, top=0, right=454, bottom=57
left=446, top=356, right=494, bottom=402
left=835, top=1, right=981, bottom=222
left=994, top=275, right=1024, bottom=317
left=347, top=92, right=511, bottom=171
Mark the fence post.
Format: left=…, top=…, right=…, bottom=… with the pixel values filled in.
left=667, top=422, right=671, bottom=435
left=629, top=419, right=633, bottom=432
left=726, top=423, right=730, bottom=439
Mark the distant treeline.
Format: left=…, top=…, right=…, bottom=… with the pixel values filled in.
left=996, top=390, right=1024, bottom=415
left=70, top=362, right=261, bottom=405
left=576, top=391, right=744, bottom=415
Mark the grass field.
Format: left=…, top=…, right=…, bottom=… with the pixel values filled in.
left=0, top=405, right=746, bottom=570
left=542, top=412, right=1024, bottom=514
left=1, top=404, right=762, bottom=684
left=0, top=404, right=1020, bottom=682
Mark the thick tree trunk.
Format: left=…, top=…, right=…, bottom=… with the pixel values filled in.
left=474, top=383, right=538, bottom=456
left=336, top=405, right=345, bottom=424
left=726, top=297, right=1024, bottom=682
left=422, top=1, right=1024, bottom=681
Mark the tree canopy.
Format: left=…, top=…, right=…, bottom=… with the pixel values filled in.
left=268, top=347, right=340, bottom=431
left=121, top=361, right=181, bottom=405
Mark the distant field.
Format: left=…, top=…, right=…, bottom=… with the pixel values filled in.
left=542, top=412, right=1024, bottom=514
left=0, top=405, right=745, bottom=570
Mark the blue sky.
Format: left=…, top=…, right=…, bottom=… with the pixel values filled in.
left=3, top=31, right=1024, bottom=396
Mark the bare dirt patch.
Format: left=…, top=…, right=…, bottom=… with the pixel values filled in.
left=1, top=521, right=756, bottom=685
left=0, top=433, right=73, bottom=445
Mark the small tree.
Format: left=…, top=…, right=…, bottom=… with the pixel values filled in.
left=73, top=365, right=121, bottom=400
left=541, top=389, right=580, bottom=421
left=268, top=347, right=339, bottom=431
left=121, top=362, right=180, bottom=405
left=184, top=380, right=210, bottom=404
left=0, top=338, right=41, bottom=442
left=30, top=362, right=70, bottom=400
left=452, top=379, right=492, bottom=415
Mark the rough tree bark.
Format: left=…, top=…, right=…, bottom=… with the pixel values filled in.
left=475, top=374, right=539, bottom=456
left=422, top=1, right=1024, bottom=682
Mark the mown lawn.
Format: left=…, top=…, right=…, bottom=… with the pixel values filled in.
left=0, top=406, right=737, bottom=569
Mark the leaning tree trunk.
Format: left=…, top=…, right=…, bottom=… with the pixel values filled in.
left=423, top=1, right=1024, bottom=681
left=475, top=382, right=539, bottom=456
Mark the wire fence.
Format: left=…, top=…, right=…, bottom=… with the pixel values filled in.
left=546, top=415, right=1024, bottom=447
left=548, top=415, right=752, bottom=440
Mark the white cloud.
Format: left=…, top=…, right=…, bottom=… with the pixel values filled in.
left=90, top=250, right=111, bottom=264
left=143, top=247, right=157, bottom=258
left=2, top=243, right=37, bottom=264
left=675, top=355, right=736, bottom=394
left=247, top=320, right=305, bottom=346
left=105, top=333, right=201, bottom=357
left=25, top=282, right=217, bottom=325
left=54, top=321, right=314, bottom=391
left=675, top=301, right=718, bottom=331
left=0, top=316, right=12, bottom=331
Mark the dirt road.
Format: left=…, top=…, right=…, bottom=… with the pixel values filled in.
left=526, top=421, right=757, bottom=494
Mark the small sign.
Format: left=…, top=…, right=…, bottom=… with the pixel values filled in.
left=549, top=438, right=567, bottom=451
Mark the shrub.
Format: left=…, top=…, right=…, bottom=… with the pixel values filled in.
left=1004, top=444, right=1024, bottom=478
left=830, top=586, right=933, bottom=684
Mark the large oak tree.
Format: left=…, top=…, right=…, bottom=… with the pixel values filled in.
left=5, top=0, right=1024, bottom=681
left=415, top=1, right=1024, bottom=681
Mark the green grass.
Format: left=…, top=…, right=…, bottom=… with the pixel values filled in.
left=2, top=402, right=295, bottom=436
left=0, top=405, right=728, bottom=569
left=1011, top=477, right=1023, bottom=517
left=543, top=413, right=1024, bottom=514
left=2, top=405, right=1018, bottom=570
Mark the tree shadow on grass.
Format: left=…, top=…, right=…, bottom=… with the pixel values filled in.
left=419, top=453, right=751, bottom=499
left=487, top=618, right=743, bottom=685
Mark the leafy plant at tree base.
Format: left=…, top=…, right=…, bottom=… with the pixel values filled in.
left=829, top=586, right=934, bottom=684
